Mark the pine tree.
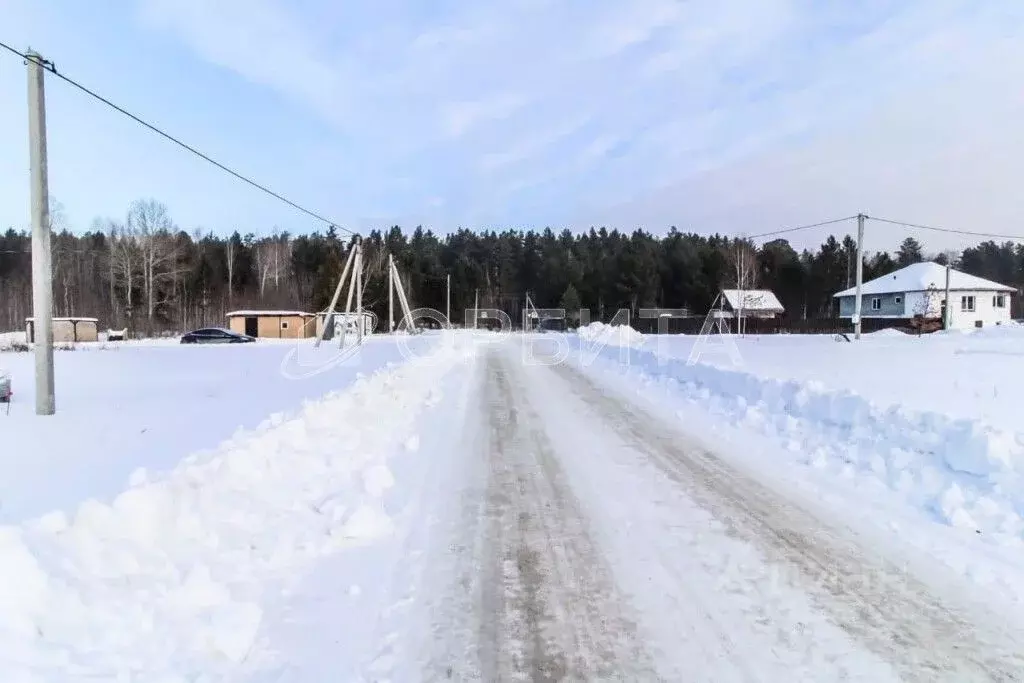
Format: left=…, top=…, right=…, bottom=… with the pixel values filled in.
left=559, top=283, right=582, bottom=325
left=896, top=237, right=924, bottom=267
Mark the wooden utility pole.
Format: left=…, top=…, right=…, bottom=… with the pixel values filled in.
left=446, top=273, right=451, bottom=326
left=944, top=263, right=952, bottom=330
left=28, top=50, right=54, bottom=415
left=355, top=242, right=363, bottom=344
left=473, top=289, right=479, bottom=329
left=388, top=253, right=395, bottom=332
left=315, top=242, right=356, bottom=347
left=853, top=213, right=865, bottom=340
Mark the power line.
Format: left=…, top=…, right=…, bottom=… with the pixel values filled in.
left=746, top=215, right=858, bottom=240
left=867, top=216, right=1024, bottom=241
left=0, top=40, right=354, bottom=236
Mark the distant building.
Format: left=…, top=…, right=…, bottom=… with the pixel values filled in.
left=226, top=310, right=316, bottom=339
left=833, top=261, right=1015, bottom=329
left=25, top=316, right=99, bottom=343
left=720, top=289, right=785, bottom=319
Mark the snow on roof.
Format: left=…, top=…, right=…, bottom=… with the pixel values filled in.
left=316, top=310, right=373, bottom=317
left=25, top=317, right=99, bottom=322
left=833, top=262, right=1015, bottom=297
left=721, top=289, right=784, bottom=312
left=225, top=310, right=313, bottom=317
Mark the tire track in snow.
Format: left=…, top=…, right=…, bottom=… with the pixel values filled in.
left=470, top=349, right=658, bottom=681
left=552, top=359, right=1024, bottom=682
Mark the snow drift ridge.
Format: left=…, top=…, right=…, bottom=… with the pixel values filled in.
left=587, top=341, right=1024, bottom=543
left=0, top=338, right=471, bottom=680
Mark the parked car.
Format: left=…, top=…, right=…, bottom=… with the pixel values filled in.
left=180, top=328, right=256, bottom=344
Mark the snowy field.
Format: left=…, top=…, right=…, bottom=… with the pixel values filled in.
left=599, top=324, right=1024, bottom=430
left=0, top=335, right=438, bottom=522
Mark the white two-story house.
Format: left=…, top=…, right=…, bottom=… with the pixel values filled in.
left=833, top=261, right=1015, bottom=329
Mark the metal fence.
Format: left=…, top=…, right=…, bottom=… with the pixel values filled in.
left=627, top=315, right=911, bottom=336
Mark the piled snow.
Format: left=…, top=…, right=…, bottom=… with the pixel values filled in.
left=577, top=321, right=646, bottom=348
left=0, top=335, right=471, bottom=680
left=864, top=328, right=907, bottom=337
left=0, top=337, right=441, bottom=523
left=578, top=338, right=1024, bottom=544
left=639, top=329, right=1024, bottom=432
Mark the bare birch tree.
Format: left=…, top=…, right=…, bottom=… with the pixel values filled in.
left=128, top=199, right=182, bottom=333
left=109, top=221, right=139, bottom=330
left=729, top=238, right=759, bottom=291
left=49, top=200, right=76, bottom=316
left=728, top=238, right=759, bottom=334
left=255, top=232, right=289, bottom=298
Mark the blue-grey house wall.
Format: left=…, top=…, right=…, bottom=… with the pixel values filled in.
left=837, top=292, right=907, bottom=317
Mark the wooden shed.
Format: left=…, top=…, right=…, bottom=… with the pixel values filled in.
left=226, top=310, right=316, bottom=339
left=26, top=316, right=100, bottom=343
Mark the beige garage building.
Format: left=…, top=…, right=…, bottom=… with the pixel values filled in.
left=26, top=316, right=100, bottom=343
left=226, top=310, right=316, bottom=339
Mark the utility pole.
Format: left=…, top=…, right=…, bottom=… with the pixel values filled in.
left=355, top=241, right=364, bottom=344
left=388, top=253, right=395, bottom=332
left=473, top=289, right=479, bottom=329
left=446, top=273, right=451, bottom=326
left=315, top=241, right=356, bottom=347
left=944, top=263, right=952, bottom=330
left=853, top=213, right=865, bottom=340
left=28, top=50, right=54, bottom=415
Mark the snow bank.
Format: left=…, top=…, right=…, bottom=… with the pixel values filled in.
left=864, top=328, right=908, bottom=338
left=0, top=337, right=472, bottom=680
left=582, top=344, right=1024, bottom=544
left=577, top=321, right=646, bottom=348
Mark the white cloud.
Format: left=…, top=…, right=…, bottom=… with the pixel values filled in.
left=441, top=93, right=529, bottom=139
left=132, top=0, right=1024, bottom=235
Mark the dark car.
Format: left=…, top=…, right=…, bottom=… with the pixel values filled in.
left=180, top=328, right=256, bottom=344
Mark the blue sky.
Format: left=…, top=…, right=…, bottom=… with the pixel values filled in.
left=2, top=0, right=1024, bottom=251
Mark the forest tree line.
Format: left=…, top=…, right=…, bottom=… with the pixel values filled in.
left=1, top=198, right=1022, bottom=333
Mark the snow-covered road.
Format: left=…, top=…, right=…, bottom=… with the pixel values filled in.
left=443, top=345, right=657, bottom=680
left=9, top=333, right=1023, bottom=680
left=380, top=339, right=1024, bottom=681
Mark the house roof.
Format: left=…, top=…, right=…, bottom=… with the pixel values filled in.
left=721, top=289, right=784, bottom=312
left=833, top=262, right=1015, bottom=297
left=25, top=317, right=99, bottom=322
left=317, top=310, right=374, bottom=317
left=226, top=310, right=313, bottom=317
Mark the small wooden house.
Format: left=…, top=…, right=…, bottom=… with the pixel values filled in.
left=26, top=316, right=99, bottom=343
left=720, top=290, right=785, bottom=319
left=226, top=310, right=316, bottom=339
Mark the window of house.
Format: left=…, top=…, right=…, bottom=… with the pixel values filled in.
left=894, top=296, right=902, bottom=305
left=993, top=294, right=1006, bottom=308
left=871, top=297, right=882, bottom=311
left=961, top=295, right=976, bottom=312
left=281, top=320, right=290, bottom=329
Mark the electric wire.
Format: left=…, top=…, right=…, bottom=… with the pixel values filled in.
left=867, top=216, right=1024, bottom=241
left=0, top=39, right=353, bottom=235
left=746, top=215, right=858, bottom=240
